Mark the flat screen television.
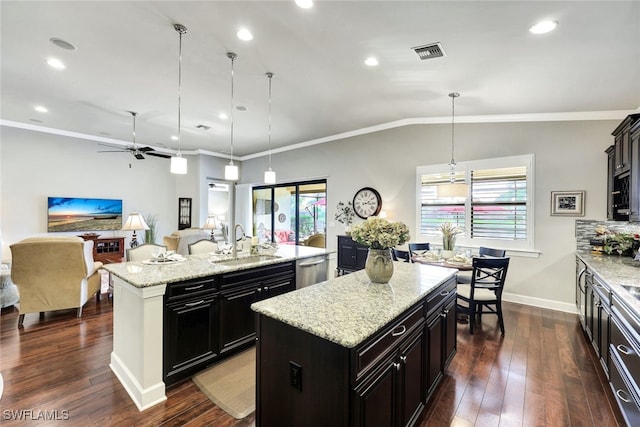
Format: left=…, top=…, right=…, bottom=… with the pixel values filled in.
left=47, top=197, right=123, bottom=232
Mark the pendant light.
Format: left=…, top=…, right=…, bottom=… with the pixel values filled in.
left=170, top=23, right=188, bottom=175
left=264, top=72, right=276, bottom=184
left=224, top=52, right=239, bottom=181
left=437, top=92, right=468, bottom=198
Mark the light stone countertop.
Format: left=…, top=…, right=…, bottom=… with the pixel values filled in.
left=102, top=244, right=331, bottom=288
left=576, top=251, right=640, bottom=314
left=251, top=261, right=457, bottom=349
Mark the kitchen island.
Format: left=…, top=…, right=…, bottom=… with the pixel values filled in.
left=251, top=261, right=458, bottom=427
left=102, top=245, right=331, bottom=411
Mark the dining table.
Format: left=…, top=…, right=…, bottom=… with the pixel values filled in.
left=411, top=256, right=474, bottom=271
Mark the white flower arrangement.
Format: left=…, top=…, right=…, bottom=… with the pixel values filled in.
left=351, top=217, right=410, bottom=250
left=440, top=222, right=463, bottom=250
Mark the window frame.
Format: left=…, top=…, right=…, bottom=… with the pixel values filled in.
left=416, top=154, right=535, bottom=251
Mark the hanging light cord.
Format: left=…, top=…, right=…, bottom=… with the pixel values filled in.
left=175, top=24, right=187, bottom=157
left=228, top=52, right=237, bottom=166
left=267, top=72, right=274, bottom=169
left=131, top=111, right=137, bottom=147
left=448, top=92, right=459, bottom=183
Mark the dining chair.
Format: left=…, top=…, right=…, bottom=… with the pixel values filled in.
left=456, top=256, right=510, bottom=335
left=478, top=246, right=506, bottom=257
left=391, top=248, right=411, bottom=262
left=188, top=239, right=218, bottom=255
left=408, top=242, right=430, bottom=262
left=126, top=243, right=167, bottom=262
left=457, top=246, right=507, bottom=284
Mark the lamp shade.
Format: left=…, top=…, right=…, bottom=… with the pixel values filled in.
left=202, top=216, right=217, bottom=229
left=122, top=212, right=150, bottom=231
left=436, top=182, right=469, bottom=199
left=264, top=168, right=276, bottom=184
left=225, top=163, right=239, bottom=181
left=170, top=155, right=187, bottom=174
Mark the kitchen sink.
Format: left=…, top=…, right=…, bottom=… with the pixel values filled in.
left=214, top=255, right=281, bottom=267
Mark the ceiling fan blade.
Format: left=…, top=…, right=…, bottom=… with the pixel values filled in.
left=97, top=150, right=128, bottom=153
left=138, top=146, right=155, bottom=152
left=146, top=152, right=172, bottom=159
left=133, top=152, right=145, bottom=160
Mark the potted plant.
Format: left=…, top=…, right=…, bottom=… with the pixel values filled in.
left=440, top=222, right=462, bottom=259
left=335, top=201, right=355, bottom=234
left=351, top=217, right=410, bottom=284
left=145, top=214, right=158, bottom=244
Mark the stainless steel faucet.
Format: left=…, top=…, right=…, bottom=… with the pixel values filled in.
left=232, top=223, right=246, bottom=258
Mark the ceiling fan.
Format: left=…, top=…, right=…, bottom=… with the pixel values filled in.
left=98, top=111, right=172, bottom=160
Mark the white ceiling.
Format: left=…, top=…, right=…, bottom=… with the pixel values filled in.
left=1, top=1, right=639, bottom=159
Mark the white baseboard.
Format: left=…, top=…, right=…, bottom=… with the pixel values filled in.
left=502, top=292, right=577, bottom=314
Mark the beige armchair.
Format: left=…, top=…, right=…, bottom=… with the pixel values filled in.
left=304, top=233, right=326, bottom=248
left=10, top=236, right=103, bottom=327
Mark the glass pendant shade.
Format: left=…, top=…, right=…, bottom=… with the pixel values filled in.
left=170, top=155, right=187, bottom=174
left=225, top=163, right=239, bottom=181
left=437, top=182, right=468, bottom=198
left=264, top=168, right=276, bottom=184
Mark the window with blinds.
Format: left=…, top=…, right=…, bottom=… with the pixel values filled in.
left=417, top=155, right=533, bottom=249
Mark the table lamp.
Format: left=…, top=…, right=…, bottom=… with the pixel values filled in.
left=122, top=212, right=149, bottom=248
left=202, top=216, right=218, bottom=240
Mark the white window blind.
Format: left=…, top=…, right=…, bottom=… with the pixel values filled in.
left=416, top=155, right=534, bottom=250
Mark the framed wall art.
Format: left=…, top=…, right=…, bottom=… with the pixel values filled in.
left=551, top=191, right=585, bottom=216
left=178, top=197, right=192, bottom=229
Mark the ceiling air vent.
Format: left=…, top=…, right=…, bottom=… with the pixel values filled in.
left=412, top=42, right=445, bottom=60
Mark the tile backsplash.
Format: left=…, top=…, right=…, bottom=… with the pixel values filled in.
left=575, top=219, right=640, bottom=252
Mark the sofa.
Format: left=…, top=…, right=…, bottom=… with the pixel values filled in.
left=163, top=228, right=211, bottom=255
left=9, top=236, right=103, bottom=326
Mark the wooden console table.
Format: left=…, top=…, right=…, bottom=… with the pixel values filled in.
left=79, top=235, right=125, bottom=263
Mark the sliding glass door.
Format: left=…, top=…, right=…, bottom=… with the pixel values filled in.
left=252, top=179, right=327, bottom=247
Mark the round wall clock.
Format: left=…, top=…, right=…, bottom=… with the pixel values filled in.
left=353, top=187, right=382, bottom=219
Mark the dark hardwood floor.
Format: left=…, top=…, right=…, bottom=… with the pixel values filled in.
left=0, top=294, right=624, bottom=426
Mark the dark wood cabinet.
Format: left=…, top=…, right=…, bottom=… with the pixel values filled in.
left=164, top=261, right=295, bottom=386
left=219, top=262, right=295, bottom=354
left=337, top=235, right=369, bottom=275
left=629, top=119, right=640, bottom=221
left=585, top=270, right=611, bottom=376
left=255, top=275, right=457, bottom=427
left=353, top=327, right=425, bottom=427
left=89, top=237, right=124, bottom=263
left=164, top=276, right=219, bottom=386
left=607, top=114, right=640, bottom=221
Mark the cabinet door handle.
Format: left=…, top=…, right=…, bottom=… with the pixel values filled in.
left=394, top=362, right=401, bottom=371
left=400, top=355, right=407, bottom=364
left=617, top=344, right=632, bottom=355
left=441, top=309, right=449, bottom=318
left=264, top=286, right=269, bottom=291
left=391, top=325, right=406, bottom=337
left=185, top=284, right=204, bottom=291
left=185, top=300, right=205, bottom=307
left=616, top=389, right=631, bottom=403
left=257, top=287, right=263, bottom=292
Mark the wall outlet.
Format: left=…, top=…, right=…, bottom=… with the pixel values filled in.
left=289, top=361, right=302, bottom=391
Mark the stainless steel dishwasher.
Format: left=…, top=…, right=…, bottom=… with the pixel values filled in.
left=296, top=255, right=329, bottom=289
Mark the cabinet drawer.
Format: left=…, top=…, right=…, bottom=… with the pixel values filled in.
left=610, top=315, right=640, bottom=396
left=221, top=261, right=295, bottom=289
left=613, top=294, right=640, bottom=335
left=426, top=278, right=456, bottom=316
left=355, top=304, right=424, bottom=381
left=165, top=276, right=219, bottom=301
left=592, top=274, right=611, bottom=306
left=609, top=354, right=640, bottom=427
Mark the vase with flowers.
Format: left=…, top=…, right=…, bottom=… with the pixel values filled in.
left=335, top=201, right=355, bottom=235
left=351, top=217, right=410, bottom=284
left=440, top=222, right=462, bottom=259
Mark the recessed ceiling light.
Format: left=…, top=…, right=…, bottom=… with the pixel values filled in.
left=237, top=28, right=253, bottom=41
left=295, top=0, right=314, bottom=9
left=365, top=57, right=379, bottom=66
left=34, top=106, right=48, bottom=113
left=529, top=20, right=558, bottom=34
left=49, top=37, right=77, bottom=50
left=219, top=113, right=228, bottom=120
left=171, top=135, right=179, bottom=141
left=47, top=58, right=66, bottom=70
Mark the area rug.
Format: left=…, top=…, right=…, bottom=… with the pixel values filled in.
left=193, top=347, right=255, bottom=419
